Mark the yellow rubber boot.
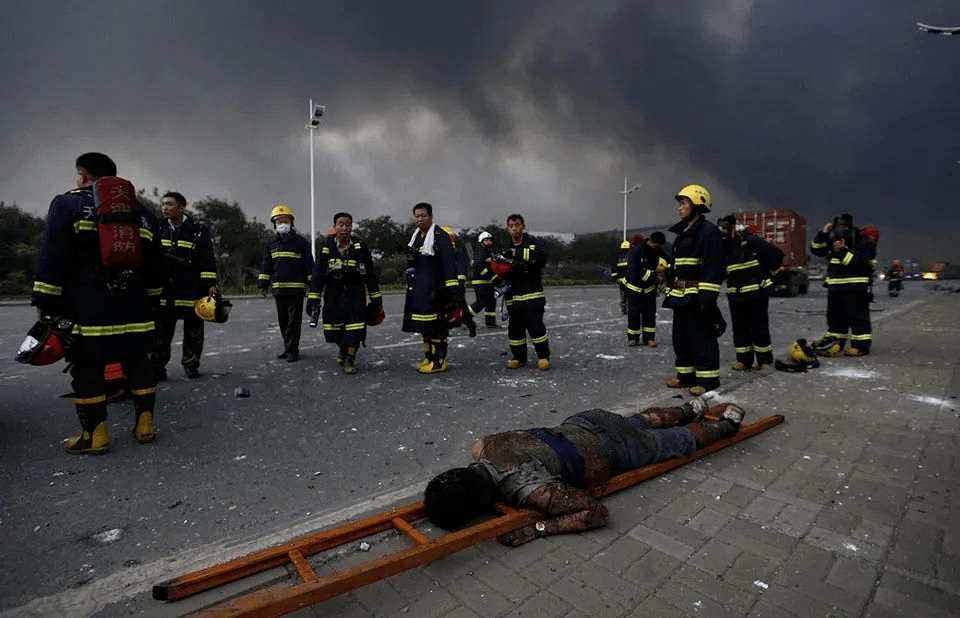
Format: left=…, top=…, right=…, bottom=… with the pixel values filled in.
left=133, top=411, right=155, bottom=443
left=64, top=422, right=111, bottom=455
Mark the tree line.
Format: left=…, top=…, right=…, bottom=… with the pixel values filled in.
left=0, top=195, right=623, bottom=297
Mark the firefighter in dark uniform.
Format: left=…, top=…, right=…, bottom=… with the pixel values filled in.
left=258, top=204, right=314, bottom=363
left=809, top=213, right=876, bottom=356
left=718, top=216, right=784, bottom=370
left=663, top=184, right=725, bottom=396
left=501, top=214, right=551, bottom=370
left=622, top=234, right=658, bottom=347
left=307, top=212, right=382, bottom=374
left=634, top=231, right=669, bottom=346
left=610, top=240, right=631, bottom=314
left=445, top=226, right=477, bottom=337
left=31, top=152, right=166, bottom=454
left=402, top=203, right=460, bottom=374
left=469, top=231, right=499, bottom=328
left=152, top=191, right=218, bottom=380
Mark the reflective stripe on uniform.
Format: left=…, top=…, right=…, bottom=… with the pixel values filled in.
left=72, top=321, right=155, bottom=336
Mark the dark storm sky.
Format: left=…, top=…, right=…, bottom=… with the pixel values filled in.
left=2, top=0, right=958, bottom=262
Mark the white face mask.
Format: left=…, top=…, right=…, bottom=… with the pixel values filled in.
left=276, top=222, right=291, bottom=235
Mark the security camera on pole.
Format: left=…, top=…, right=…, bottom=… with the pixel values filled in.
left=305, top=99, right=325, bottom=259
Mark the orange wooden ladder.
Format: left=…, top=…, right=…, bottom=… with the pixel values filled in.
left=154, top=415, right=784, bottom=618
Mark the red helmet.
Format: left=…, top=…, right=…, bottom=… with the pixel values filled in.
left=489, top=260, right=514, bottom=277
left=16, top=318, right=72, bottom=366
left=861, top=225, right=880, bottom=244
left=365, top=302, right=385, bottom=326
left=439, top=300, right=463, bottom=326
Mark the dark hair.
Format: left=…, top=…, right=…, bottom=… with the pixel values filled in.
left=333, top=212, right=352, bottom=225
left=507, top=214, right=525, bottom=225
left=75, top=152, right=116, bottom=179
left=162, top=191, right=187, bottom=207
left=424, top=466, right=497, bottom=530
left=413, top=202, right=433, bottom=216
left=650, top=231, right=666, bottom=245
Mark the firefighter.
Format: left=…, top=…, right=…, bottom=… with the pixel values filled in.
left=402, top=203, right=460, bottom=374
left=258, top=205, right=314, bottom=363
left=31, top=152, right=166, bottom=454
left=718, top=216, right=783, bottom=370
left=620, top=235, right=655, bottom=347
left=626, top=233, right=667, bottom=347
left=610, top=240, right=631, bottom=314
left=501, top=214, right=551, bottom=370
left=306, top=212, right=381, bottom=374
left=445, top=226, right=477, bottom=337
left=663, top=184, right=725, bottom=396
left=809, top=213, right=876, bottom=356
left=469, top=231, right=500, bottom=328
left=152, top=191, right=219, bottom=380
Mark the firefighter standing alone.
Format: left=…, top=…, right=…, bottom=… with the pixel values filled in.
left=809, top=213, right=876, bottom=356
left=258, top=204, right=314, bottom=363
left=662, top=184, right=725, bottom=396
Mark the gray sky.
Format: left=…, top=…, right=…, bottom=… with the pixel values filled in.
left=2, top=0, right=959, bottom=263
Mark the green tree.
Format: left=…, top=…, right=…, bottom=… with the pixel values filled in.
left=192, top=197, right=270, bottom=293
left=0, top=202, right=46, bottom=296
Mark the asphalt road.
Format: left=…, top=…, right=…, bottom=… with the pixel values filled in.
left=0, top=281, right=928, bottom=616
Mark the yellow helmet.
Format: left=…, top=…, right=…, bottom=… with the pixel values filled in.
left=619, top=240, right=631, bottom=250
left=675, top=184, right=712, bottom=211
left=270, top=204, right=294, bottom=223
left=194, top=294, right=232, bottom=323
left=789, top=339, right=817, bottom=363
left=194, top=296, right=217, bottom=321
left=656, top=257, right=669, bottom=273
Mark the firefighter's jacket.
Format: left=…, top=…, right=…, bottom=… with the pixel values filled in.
left=471, top=245, right=499, bottom=287
left=157, top=215, right=218, bottom=315
left=809, top=229, right=876, bottom=293
left=307, top=235, right=381, bottom=335
left=501, top=234, right=548, bottom=308
left=625, top=244, right=657, bottom=296
left=31, top=186, right=166, bottom=361
left=258, top=231, right=314, bottom=297
left=722, top=233, right=784, bottom=302
left=663, top=216, right=725, bottom=309
left=402, top=225, right=459, bottom=332
left=611, top=248, right=630, bottom=286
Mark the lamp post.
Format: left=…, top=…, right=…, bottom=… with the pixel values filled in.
left=620, top=177, right=641, bottom=242
left=305, top=99, right=325, bottom=259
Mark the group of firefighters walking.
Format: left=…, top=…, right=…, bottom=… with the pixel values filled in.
left=26, top=152, right=876, bottom=456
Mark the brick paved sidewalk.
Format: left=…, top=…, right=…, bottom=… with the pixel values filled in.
left=135, top=293, right=960, bottom=618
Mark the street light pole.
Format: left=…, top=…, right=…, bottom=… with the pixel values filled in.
left=620, top=177, right=641, bottom=242
left=305, top=99, right=325, bottom=259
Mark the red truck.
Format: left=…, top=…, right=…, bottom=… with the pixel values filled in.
left=733, top=209, right=810, bottom=297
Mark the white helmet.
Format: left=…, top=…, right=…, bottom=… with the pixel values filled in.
left=478, top=231, right=493, bottom=242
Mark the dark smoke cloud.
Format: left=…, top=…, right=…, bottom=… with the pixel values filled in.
left=2, top=0, right=958, bottom=263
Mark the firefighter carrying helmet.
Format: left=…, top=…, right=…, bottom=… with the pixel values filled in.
left=270, top=204, right=294, bottom=223
left=675, top=184, right=712, bottom=211
left=16, top=317, right=73, bottom=366
left=195, top=294, right=232, bottom=323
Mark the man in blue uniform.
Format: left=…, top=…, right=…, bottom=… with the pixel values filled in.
left=501, top=214, right=551, bottom=370
left=809, top=213, right=876, bottom=356
left=258, top=204, right=314, bottom=363
left=663, top=185, right=725, bottom=396
left=424, top=399, right=745, bottom=545
left=718, top=216, right=783, bottom=370
left=31, top=152, right=166, bottom=454
left=469, top=231, right=499, bottom=328
left=307, top=212, right=382, bottom=373
left=152, top=191, right=218, bottom=379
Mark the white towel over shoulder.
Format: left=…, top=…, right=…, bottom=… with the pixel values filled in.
left=408, top=224, right=436, bottom=256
